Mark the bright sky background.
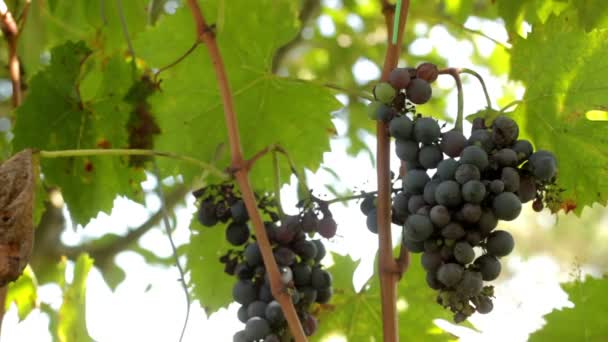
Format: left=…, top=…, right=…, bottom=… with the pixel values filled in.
left=1, top=1, right=602, bottom=341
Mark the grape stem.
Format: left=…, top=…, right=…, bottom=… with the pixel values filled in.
left=459, top=68, right=492, bottom=110
left=37, top=148, right=227, bottom=179
left=185, top=1, right=308, bottom=341
left=377, top=1, right=411, bottom=341
left=272, top=151, right=285, bottom=217
left=289, top=77, right=374, bottom=101
left=154, top=42, right=200, bottom=81
left=438, top=68, right=464, bottom=132
left=499, top=99, right=522, bottom=113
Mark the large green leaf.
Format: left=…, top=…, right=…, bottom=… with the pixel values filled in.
left=530, top=275, right=608, bottom=342
left=186, top=216, right=233, bottom=315
left=13, top=41, right=144, bottom=225
left=5, top=266, right=38, bottom=321
left=509, top=13, right=608, bottom=214
left=314, top=253, right=452, bottom=341
left=134, top=1, right=340, bottom=189
left=58, top=253, right=94, bottom=342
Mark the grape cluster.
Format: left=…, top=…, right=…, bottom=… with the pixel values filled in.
left=366, top=64, right=559, bottom=322
left=194, top=184, right=335, bottom=341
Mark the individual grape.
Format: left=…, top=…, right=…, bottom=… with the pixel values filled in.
left=453, top=312, right=467, bottom=324
left=494, top=148, right=518, bottom=167
left=275, top=217, right=298, bottom=244
left=529, top=151, right=557, bottom=181
left=453, top=241, right=475, bottom=264
left=462, top=180, right=486, bottom=204
left=233, top=330, right=247, bottom=342
left=455, top=270, right=483, bottom=296
left=460, top=146, right=489, bottom=171
left=230, top=200, right=249, bottom=223
left=474, top=254, right=501, bottom=281
left=407, top=195, right=425, bottom=215
left=416, top=205, right=431, bottom=216
left=474, top=296, right=494, bottom=314
left=244, top=243, right=263, bottom=266
left=366, top=208, right=378, bottom=234
left=437, top=158, right=459, bottom=180
left=302, top=313, right=319, bottom=336
left=312, top=240, right=326, bottom=262
left=403, top=237, right=425, bottom=253
left=533, top=198, right=544, bottom=212
left=404, top=214, right=434, bottom=241
left=226, top=222, right=250, bottom=246
left=478, top=210, right=498, bottom=236
left=439, top=244, right=454, bottom=261
left=518, top=175, right=537, bottom=203
left=419, top=144, right=444, bottom=169
left=404, top=158, right=424, bottom=170
left=235, top=263, right=254, bottom=280
left=440, top=130, right=467, bottom=157
left=259, top=283, right=273, bottom=302
left=395, top=139, right=419, bottom=162
left=311, top=267, right=332, bottom=289
left=512, top=139, right=533, bottom=161
left=265, top=301, right=284, bottom=325
left=492, top=192, right=522, bottom=221
left=424, top=239, right=441, bottom=253
left=389, top=115, right=414, bottom=140
left=374, top=82, right=397, bottom=103
left=421, top=251, right=443, bottom=272
left=406, top=78, right=433, bottom=104
left=367, top=101, right=382, bottom=120
left=435, top=180, right=462, bottom=207
left=247, top=301, right=268, bottom=319
left=293, top=263, right=312, bottom=286
left=501, top=167, right=520, bottom=192
left=317, top=216, right=337, bottom=239
left=293, top=240, right=318, bottom=261
left=413, top=117, right=441, bottom=145
left=233, top=280, right=257, bottom=305
left=468, top=129, right=494, bottom=153
left=388, top=67, right=412, bottom=89
left=416, top=62, right=439, bottom=82
left=437, top=263, right=464, bottom=287
left=245, top=317, right=271, bottom=341
left=455, top=164, right=481, bottom=184
left=461, top=203, right=482, bottom=223
left=492, top=115, right=519, bottom=146
left=300, top=286, right=318, bottom=305
left=237, top=305, right=249, bottom=323
left=472, top=117, right=486, bottom=130
left=441, top=222, right=465, bottom=240
left=359, top=196, right=376, bottom=216
left=430, top=205, right=451, bottom=227
left=392, top=192, right=410, bottom=217
left=489, top=179, right=505, bottom=194
left=274, top=247, right=296, bottom=266
left=426, top=271, right=444, bottom=290
left=265, top=335, right=281, bottom=342
left=486, top=230, right=514, bottom=257
left=316, top=287, right=333, bottom=304
left=403, top=169, right=430, bottom=194
left=301, top=210, right=318, bottom=233
left=197, top=200, right=218, bottom=227
left=423, top=179, right=441, bottom=206
left=466, top=230, right=482, bottom=246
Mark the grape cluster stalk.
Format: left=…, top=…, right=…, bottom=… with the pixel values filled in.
left=364, top=63, right=559, bottom=322
left=194, top=183, right=336, bottom=341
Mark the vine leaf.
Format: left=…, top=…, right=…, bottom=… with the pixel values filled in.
left=509, top=13, right=608, bottom=214
left=529, top=275, right=608, bottom=341
left=13, top=41, right=145, bottom=226
left=0, top=149, right=36, bottom=286
left=134, top=0, right=340, bottom=188
left=5, top=266, right=37, bottom=321
left=186, top=216, right=232, bottom=315
left=57, top=253, right=94, bottom=342
left=314, top=253, right=453, bottom=341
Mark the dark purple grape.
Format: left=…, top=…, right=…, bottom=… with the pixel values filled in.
left=230, top=200, right=249, bottom=223
left=435, top=180, right=462, bottom=207
left=406, top=78, right=432, bottom=104
left=389, top=115, right=414, bottom=141
left=293, top=240, right=318, bottom=261
left=466, top=230, right=482, bottom=246
left=460, top=145, right=489, bottom=171
left=472, top=117, right=486, bottom=130
left=407, top=195, right=427, bottom=217
left=311, top=267, right=332, bottom=289
left=461, top=203, right=482, bottom=223
left=494, top=148, right=518, bottom=167
left=244, top=243, right=263, bottom=266
left=474, top=296, right=494, bottom=314
left=423, top=179, right=441, bottom=206
left=404, top=214, right=434, bottom=241
left=419, top=144, right=443, bottom=169
left=430, top=205, right=451, bottom=227
left=437, top=263, right=464, bottom=287
left=317, top=216, right=337, bottom=239
left=455, top=164, right=481, bottom=184
left=388, top=67, right=412, bottom=89
left=529, top=150, right=558, bottom=181
left=302, top=313, right=318, bottom=336
left=441, top=222, right=465, bottom=240
left=416, top=62, right=439, bottom=82
left=265, top=301, right=284, bottom=325
left=462, top=180, right=486, bottom=204
left=293, top=263, right=312, bottom=286
left=492, top=115, right=519, bottom=146
left=422, top=251, right=443, bottom=272
left=416, top=205, right=431, bottom=216
left=235, top=263, right=254, bottom=280
left=413, top=117, right=441, bottom=144
left=245, top=317, right=271, bottom=340
left=489, top=179, right=505, bottom=194
left=468, top=129, right=494, bottom=152
left=532, top=198, right=544, bottom=212
left=237, top=305, right=249, bottom=323
left=301, top=210, right=318, bottom=233
left=366, top=207, right=378, bottom=234
left=316, top=287, right=333, bottom=304
left=493, top=192, right=522, bottom=221
left=501, top=167, right=520, bottom=192
left=403, top=237, right=425, bottom=253
left=233, top=280, right=257, bottom=305
left=453, top=241, right=475, bottom=264
left=395, top=139, right=419, bottom=162
left=512, top=139, right=533, bottom=161
left=274, top=247, right=296, bottom=266
left=247, top=301, right=268, bottom=318
left=440, top=130, right=467, bottom=158
left=265, top=334, right=281, bottom=342
left=424, top=239, right=441, bottom=253
left=393, top=192, right=410, bottom=217
left=233, top=330, right=247, bottom=342
left=403, top=169, right=430, bottom=194
left=439, top=244, right=454, bottom=261
left=312, top=240, right=326, bottom=262
left=437, top=158, right=459, bottom=181
left=475, top=254, right=501, bottom=281
left=518, top=175, right=537, bottom=203
left=486, top=230, right=514, bottom=257
left=456, top=270, right=483, bottom=296
left=478, top=210, right=498, bottom=236
left=426, top=271, right=444, bottom=290
left=226, top=222, right=250, bottom=246
left=197, top=200, right=218, bottom=227
left=258, top=283, right=272, bottom=302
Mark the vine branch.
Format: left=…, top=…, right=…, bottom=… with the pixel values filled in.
left=185, top=1, right=308, bottom=340
left=439, top=67, right=464, bottom=132
left=459, top=68, right=492, bottom=109
left=377, top=1, right=410, bottom=341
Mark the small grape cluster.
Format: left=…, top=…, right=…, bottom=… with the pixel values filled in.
left=194, top=184, right=335, bottom=341
left=365, top=64, right=559, bottom=322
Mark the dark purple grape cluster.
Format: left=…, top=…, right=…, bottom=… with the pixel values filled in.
left=194, top=184, right=335, bottom=341
left=383, top=111, right=557, bottom=322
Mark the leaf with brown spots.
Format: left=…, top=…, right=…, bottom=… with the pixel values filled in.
left=0, top=149, right=36, bottom=286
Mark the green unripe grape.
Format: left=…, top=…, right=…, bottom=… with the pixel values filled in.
left=374, top=82, right=396, bottom=103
